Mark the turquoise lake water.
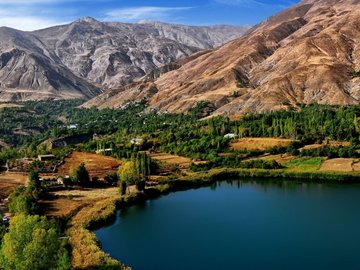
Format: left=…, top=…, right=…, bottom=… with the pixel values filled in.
left=95, top=180, right=360, bottom=270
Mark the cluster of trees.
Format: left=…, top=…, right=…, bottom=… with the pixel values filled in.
left=299, top=146, right=358, bottom=159
left=0, top=214, right=70, bottom=270
left=69, top=163, right=90, bottom=186
left=232, top=105, right=360, bottom=143
left=0, top=99, right=199, bottom=148
left=8, top=171, right=41, bottom=215
left=118, top=152, right=154, bottom=194
left=0, top=171, right=71, bottom=269
left=191, top=157, right=282, bottom=171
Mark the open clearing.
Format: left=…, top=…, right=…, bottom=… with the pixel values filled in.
left=320, top=158, right=360, bottom=172
left=41, top=187, right=120, bottom=217
left=0, top=172, right=27, bottom=199
left=250, top=154, right=298, bottom=165
left=284, top=157, right=323, bottom=172
left=150, top=153, right=194, bottom=168
left=300, top=141, right=350, bottom=151
left=231, top=138, right=294, bottom=151
left=56, top=152, right=122, bottom=178
left=0, top=103, right=24, bottom=109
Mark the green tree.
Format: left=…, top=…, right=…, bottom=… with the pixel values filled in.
left=118, top=161, right=136, bottom=185
left=0, top=214, right=70, bottom=270
left=70, top=163, right=90, bottom=186
left=27, top=170, right=40, bottom=196
left=8, top=187, right=37, bottom=215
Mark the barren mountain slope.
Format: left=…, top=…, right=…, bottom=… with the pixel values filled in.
left=0, top=27, right=100, bottom=101
left=84, top=0, right=360, bottom=115
left=0, top=19, right=249, bottom=102
left=33, top=18, right=250, bottom=90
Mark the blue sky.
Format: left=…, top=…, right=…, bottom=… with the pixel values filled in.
left=0, top=0, right=300, bottom=31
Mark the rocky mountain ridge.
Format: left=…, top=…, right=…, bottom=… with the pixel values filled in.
left=84, top=0, right=360, bottom=116
left=0, top=18, right=250, bottom=101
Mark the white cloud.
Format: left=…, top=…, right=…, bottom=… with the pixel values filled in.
left=0, top=2, right=73, bottom=30
left=0, top=16, right=66, bottom=31
left=105, top=6, right=194, bottom=22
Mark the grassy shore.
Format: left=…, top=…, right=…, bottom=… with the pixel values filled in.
left=68, top=197, right=130, bottom=270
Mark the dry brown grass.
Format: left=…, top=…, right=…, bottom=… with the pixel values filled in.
left=150, top=152, right=194, bottom=168
left=320, top=158, right=357, bottom=172
left=39, top=185, right=129, bottom=268
left=69, top=227, right=128, bottom=270
left=40, top=197, right=83, bottom=218
left=252, top=154, right=298, bottom=165
left=352, top=161, right=360, bottom=171
left=68, top=196, right=130, bottom=269
left=42, top=187, right=119, bottom=218
left=230, top=138, right=294, bottom=151
left=0, top=103, right=23, bottom=109
left=300, top=141, right=350, bottom=151
left=56, top=151, right=122, bottom=179
left=0, top=172, right=27, bottom=199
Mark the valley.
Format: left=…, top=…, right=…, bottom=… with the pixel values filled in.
left=1, top=0, right=360, bottom=269
left=1, top=99, right=360, bottom=268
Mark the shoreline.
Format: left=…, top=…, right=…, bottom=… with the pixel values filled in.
left=69, top=168, right=360, bottom=269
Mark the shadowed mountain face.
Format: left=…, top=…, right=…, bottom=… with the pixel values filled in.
left=0, top=27, right=100, bottom=101
left=84, top=0, right=360, bottom=115
left=0, top=18, right=249, bottom=101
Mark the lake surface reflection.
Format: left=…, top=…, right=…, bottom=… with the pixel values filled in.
left=95, top=180, right=360, bottom=270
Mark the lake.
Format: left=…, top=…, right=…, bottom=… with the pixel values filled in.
left=95, top=180, right=360, bottom=270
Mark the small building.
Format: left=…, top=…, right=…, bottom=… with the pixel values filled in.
left=96, top=148, right=113, bottom=154
left=57, top=177, right=65, bottom=185
left=224, top=133, right=238, bottom=139
left=38, top=155, right=56, bottom=162
left=67, top=124, right=79, bottom=129
left=130, top=138, right=144, bottom=145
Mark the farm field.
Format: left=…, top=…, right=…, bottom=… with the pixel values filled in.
left=231, top=138, right=295, bottom=151
left=149, top=152, right=194, bottom=168
left=300, top=141, right=350, bottom=151
left=41, top=187, right=120, bottom=217
left=320, top=158, right=360, bottom=172
left=0, top=172, right=27, bottom=199
left=250, top=154, right=298, bottom=165
left=56, top=151, right=122, bottom=178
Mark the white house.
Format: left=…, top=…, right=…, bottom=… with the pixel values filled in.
left=224, top=133, right=238, bottom=139
left=130, top=138, right=144, bottom=145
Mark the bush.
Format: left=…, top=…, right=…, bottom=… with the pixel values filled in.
left=70, top=163, right=90, bottom=186
left=104, top=173, right=119, bottom=186
left=300, top=146, right=358, bottom=159
left=190, top=156, right=283, bottom=171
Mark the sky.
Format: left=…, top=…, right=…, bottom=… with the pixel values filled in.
left=0, top=0, right=300, bottom=31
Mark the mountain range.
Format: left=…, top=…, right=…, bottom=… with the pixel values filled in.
left=0, top=18, right=250, bottom=101
left=84, top=0, right=360, bottom=116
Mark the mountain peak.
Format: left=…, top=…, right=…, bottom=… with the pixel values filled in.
left=76, top=17, right=100, bottom=24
